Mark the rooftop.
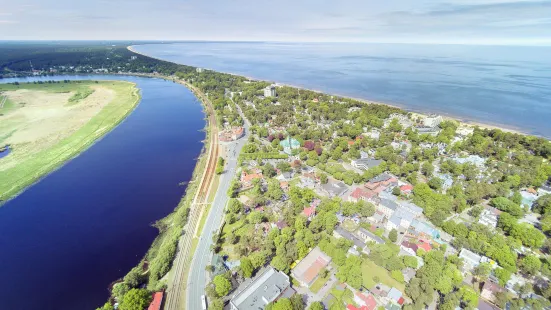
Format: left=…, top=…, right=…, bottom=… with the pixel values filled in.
left=322, top=179, right=348, bottom=197
left=357, top=227, right=385, bottom=244
left=148, top=292, right=163, bottom=310
left=335, top=226, right=368, bottom=248
left=230, top=267, right=290, bottom=310
left=291, top=247, right=332, bottom=286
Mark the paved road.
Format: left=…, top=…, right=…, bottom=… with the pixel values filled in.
left=186, top=100, right=249, bottom=310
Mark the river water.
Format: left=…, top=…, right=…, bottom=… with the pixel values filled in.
left=132, top=42, right=551, bottom=138
left=0, top=75, right=205, bottom=310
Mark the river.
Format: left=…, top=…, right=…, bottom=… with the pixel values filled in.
left=0, top=75, right=205, bottom=310
left=132, top=42, right=551, bottom=138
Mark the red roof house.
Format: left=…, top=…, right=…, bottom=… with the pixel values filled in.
left=354, top=292, right=377, bottom=310
left=400, top=184, right=414, bottom=193
left=148, top=292, right=163, bottom=310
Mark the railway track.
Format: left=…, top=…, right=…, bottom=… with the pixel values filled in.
left=163, top=81, right=219, bottom=310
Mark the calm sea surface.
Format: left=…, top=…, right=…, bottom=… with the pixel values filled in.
left=0, top=75, right=204, bottom=310
left=133, top=42, right=551, bottom=137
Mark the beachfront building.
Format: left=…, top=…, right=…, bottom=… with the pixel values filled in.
left=229, top=267, right=293, bottom=310
left=219, top=127, right=245, bottom=142
left=264, top=85, right=277, bottom=97
left=423, top=114, right=443, bottom=128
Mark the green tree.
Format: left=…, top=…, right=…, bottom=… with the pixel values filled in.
left=391, top=270, right=405, bottom=283
left=421, top=162, right=434, bottom=177
left=473, top=262, right=491, bottom=282
left=240, top=258, right=254, bottom=278
left=389, top=229, right=398, bottom=243
left=519, top=255, right=541, bottom=275
left=112, top=282, right=130, bottom=300
left=213, top=275, right=232, bottom=297
left=270, top=297, right=293, bottom=310
left=96, top=302, right=115, bottom=310
left=119, top=289, right=152, bottom=310
left=308, top=301, right=324, bottom=310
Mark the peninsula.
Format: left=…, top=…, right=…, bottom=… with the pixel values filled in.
left=0, top=80, right=140, bottom=201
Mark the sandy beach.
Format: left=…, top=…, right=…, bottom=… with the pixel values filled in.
left=128, top=45, right=531, bottom=138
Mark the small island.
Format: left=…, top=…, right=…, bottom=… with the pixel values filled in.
left=0, top=80, right=140, bottom=201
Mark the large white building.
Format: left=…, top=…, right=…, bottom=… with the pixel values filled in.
left=423, top=114, right=443, bottom=128
left=264, top=85, right=276, bottom=97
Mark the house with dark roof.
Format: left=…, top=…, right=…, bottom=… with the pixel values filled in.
left=356, top=227, right=385, bottom=244
left=334, top=227, right=368, bottom=251
left=322, top=179, right=349, bottom=197
left=291, top=247, right=332, bottom=287
left=481, top=281, right=505, bottom=303
left=229, top=267, right=293, bottom=310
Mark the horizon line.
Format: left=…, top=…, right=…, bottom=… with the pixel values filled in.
left=1, top=39, right=551, bottom=47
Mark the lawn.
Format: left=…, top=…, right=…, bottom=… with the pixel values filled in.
left=361, top=257, right=405, bottom=291
left=342, top=219, right=359, bottom=232
left=0, top=80, right=140, bottom=201
left=330, top=285, right=356, bottom=307
left=310, top=272, right=330, bottom=293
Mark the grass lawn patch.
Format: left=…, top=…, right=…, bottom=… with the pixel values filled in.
left=310, top=273, right=331, bottom=293
left=342, top=219, right=358, bottom=232
left=361, top=257, right=405, bottom=291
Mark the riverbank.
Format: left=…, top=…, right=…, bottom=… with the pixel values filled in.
left=0, top=80, right=140, bottom=202
left=129, top=44, right=532, bottom=138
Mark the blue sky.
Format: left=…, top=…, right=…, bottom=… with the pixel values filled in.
left=1, top=0, right=550, bottom=44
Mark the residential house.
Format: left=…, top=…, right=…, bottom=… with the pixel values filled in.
left=291, top=247, right=332, bottom=287
left=240, top=169, right=263, bottom=187
left=459, top=248, right=482, bottom=271
left=387, top=287, right=405, bottom=306
left=398, top=201, right=423, bottom=217
left=302, top=199, right=321, bottom=220
left=211, top=254, right=228, bottom=277
left=272, top=220, right=288, bottom=230
left=478, top=207, right=501, bottom=228
left=334, top=227, right=368, bottom=251
left=452, top=155, right=486, bottom=168
left=399, top=184, right=413, bottom=194
left=400, top=241, right=419, bottom=256
left=356, top=227, right=385, bottom=244
left=477, top=300, right=500, bottom=310
left=481, top=281, right=505, bottom=303
left=279, top=181, right=290, bottom=191
left=348, top=187, right=377, bottom=203
left=416, top=126, right=441, bottom=136
left=377, top=198, right=399, bottom=218
left=148, top=292, right=163, bottom=310
left=322, top=179, right=349, bottom=197
left=354, top=292, right=378, bottom=310
left=229, top=267, right=294, bottom=310
left=366, top=174, right=398, bottom=193
left=386, top=207, right=415, bottom=231
left=351, top=158, right=383, bottom=171
left=402, top=268, right=417, bottom=282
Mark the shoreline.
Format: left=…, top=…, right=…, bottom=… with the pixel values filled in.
left=128, top=44, right=535, bottom=138
left=0, top=80, right=141, bottom=204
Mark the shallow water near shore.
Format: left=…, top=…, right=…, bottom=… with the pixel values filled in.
left=0, top=75, right=205, bottom=309
left=133, top=42, right=551, bottom=138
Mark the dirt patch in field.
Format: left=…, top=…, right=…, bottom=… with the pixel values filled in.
left=0, top=86, right=115, bottom=166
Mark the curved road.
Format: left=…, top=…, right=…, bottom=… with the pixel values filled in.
left=186, top=100, right=249, bottom=310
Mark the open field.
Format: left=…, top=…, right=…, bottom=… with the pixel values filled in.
left=0, top=80, right=140, bottom=201
left=361, top=257, right=406, bottom=291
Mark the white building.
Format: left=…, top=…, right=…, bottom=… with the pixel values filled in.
left=264, top=85, right=276, bottom=97
left=423, top=114, right=443, bottom=128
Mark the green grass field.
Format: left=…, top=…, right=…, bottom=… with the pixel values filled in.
left=310, top=271, right=331, bottom=293
left=361, top=257, right=406, bottom=291
left=0, top=80, right=140, bottom=202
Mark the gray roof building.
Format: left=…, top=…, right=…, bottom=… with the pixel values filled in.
left=351, top=158, right=383, bottom=170
left=322, top=180, right=348, bottom=197
left=334, top=227, right=368, bottom=249
left=230, top=267, right=292, bottom=310
left=380, top=198, right=399, bottom=211
left=357, top=227, right=385, bottom=244
left=369, top=173, right=394, bottom=183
